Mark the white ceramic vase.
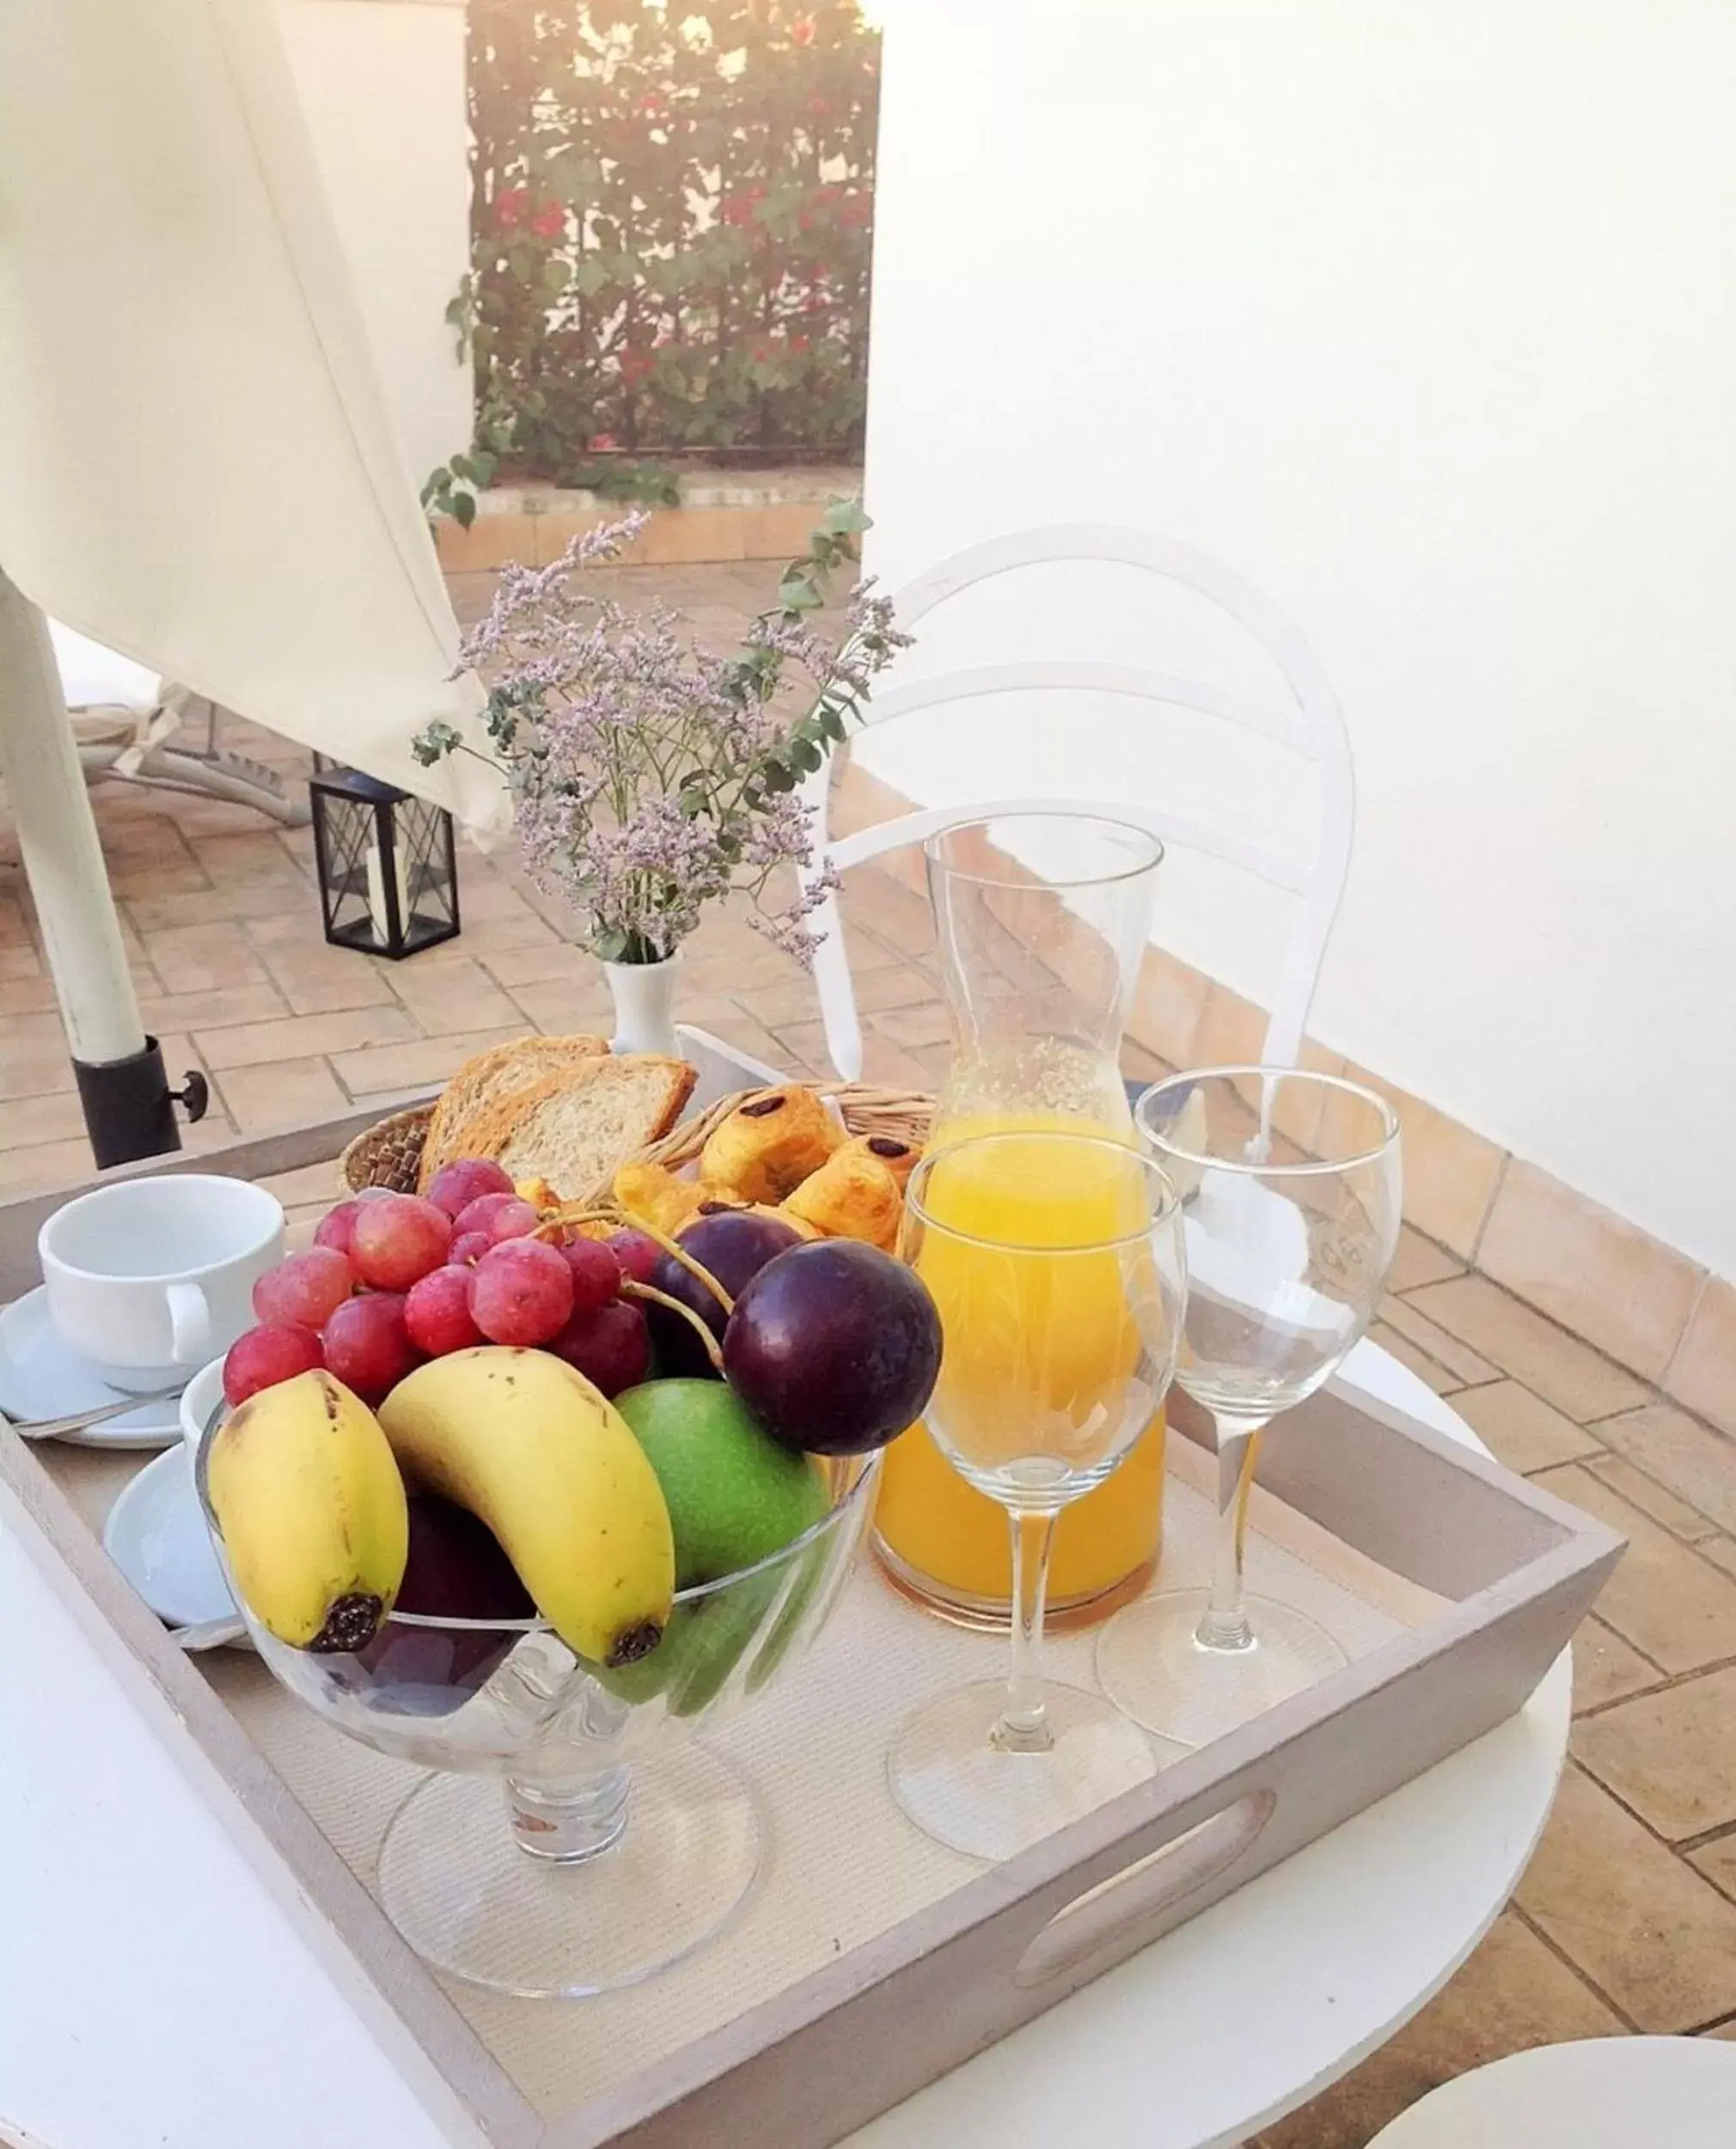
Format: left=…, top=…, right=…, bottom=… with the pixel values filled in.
left=602, top=954, right=680, bottom=1056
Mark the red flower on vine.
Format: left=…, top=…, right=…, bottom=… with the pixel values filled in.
left=492, top=186, right=531, bottom=232
left=791, top=334, right=811, bottom=354
left=750, top=341, right=773, bottom=366
left=637, top=93, right=666, bottom=119
left=587, top=434, right=619, bottom=452
left=839, top=194, right=871, bottom=228
left=529, top=199, right=565, bottom=240
left=791, top=15, right=816, bottom=46
left=808, top=95, right=833, bottom=119
left=721, top=183, right=767, bottom=229
left=620, top=348, right=654, bottom=387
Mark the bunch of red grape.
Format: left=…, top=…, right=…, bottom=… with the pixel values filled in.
left=223, top=1157, right=660, bottom=1409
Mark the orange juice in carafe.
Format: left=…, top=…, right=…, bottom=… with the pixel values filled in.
left=874, top=1397, right=1166, bottom=1624
left=874, top=812, right=1169, bottom=1626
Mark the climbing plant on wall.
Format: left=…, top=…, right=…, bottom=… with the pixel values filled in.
left=441, top=0, right=878, bottom=508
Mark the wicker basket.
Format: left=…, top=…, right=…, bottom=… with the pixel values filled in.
left=636, top=1083, right=932, bottom=1180
left=338, top=1103, right=437, bottom=1197
left=338, top=1084, right=934, bottom=1201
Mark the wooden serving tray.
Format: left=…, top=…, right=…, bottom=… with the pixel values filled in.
left=0, top=1093, right=1623, bottom=2149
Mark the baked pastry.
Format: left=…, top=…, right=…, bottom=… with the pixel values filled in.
left=613, top=1160, right=706, bottom=1238
left=418, top=1035, right=608, bottom=1186
left=700, top=1086, right=845, bottom=1204
left=781, top=1146, right=904, bottom=1252
left=834, top=1130, right=921, bottom=1191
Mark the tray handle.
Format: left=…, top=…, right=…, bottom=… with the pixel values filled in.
left=1013, top=1787, right=1276, bottom=1990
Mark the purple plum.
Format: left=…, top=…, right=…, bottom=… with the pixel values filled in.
left=722, top=1240, right=942, bottom=1455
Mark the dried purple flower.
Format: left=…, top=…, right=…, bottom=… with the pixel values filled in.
left=415, top=509, right=908, bottom=964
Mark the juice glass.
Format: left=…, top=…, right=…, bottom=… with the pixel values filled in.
left=872, top=812, right=1167, bottom=1626
left=874, top=1110, right=1168, bottom=1626
left=889, top=1129, right=1187, bottom=1859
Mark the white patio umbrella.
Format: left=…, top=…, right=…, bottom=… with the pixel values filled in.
left=0, top=0, right=509, bottom=1162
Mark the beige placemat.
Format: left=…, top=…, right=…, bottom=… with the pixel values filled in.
left=170, top=1451, right=1449, bottom=2121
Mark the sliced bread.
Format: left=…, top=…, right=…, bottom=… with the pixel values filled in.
left=417, top=1034, right=608, bottom=1186
left=489, top=1056, right=699, bottom=1203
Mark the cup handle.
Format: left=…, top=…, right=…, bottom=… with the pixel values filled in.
left=166, top=1282, right=212, bottom=1364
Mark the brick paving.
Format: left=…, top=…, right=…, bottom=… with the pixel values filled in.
left=3, top=563, right=1735, bottom=2142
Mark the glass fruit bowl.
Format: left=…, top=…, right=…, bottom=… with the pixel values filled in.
left=194, top=1405, right=878, bottom=1999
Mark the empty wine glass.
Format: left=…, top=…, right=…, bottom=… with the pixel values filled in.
left=889, top=1130, right=1188, bottom=1861
left=1097, top=1068, right=1401, bottom=1747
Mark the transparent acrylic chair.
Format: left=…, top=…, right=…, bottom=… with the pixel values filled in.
left=799, top=523, right=1355, bottom=1081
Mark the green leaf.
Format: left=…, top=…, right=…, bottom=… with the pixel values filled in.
left=819, top=498, right=870, bottom=536
left=817, top=704, right=848, bottom=742
left=592, top=928, right=632, bottom=963
left=790, top=738, right=822, bottom=776
left=542, top=257, right=570, bottom=294
left=453, top=492, right=478, bottom=530
left=413, top=720, right=462, bottom=763
left=762, top=759, right=797, bottom=793
left=779, top=568, right=824, bottom=613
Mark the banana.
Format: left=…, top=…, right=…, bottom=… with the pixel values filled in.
left=206, top=1370, right=409, bottom=1652
left=376, top=1347, right=674, bottom=1668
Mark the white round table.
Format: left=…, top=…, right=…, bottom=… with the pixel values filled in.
left=0, top=1338, right=1569, bottom=2149
left=1366, top=2037, right=1736, bottom=2146
left=841, top=1337, right=1573, bottom=2149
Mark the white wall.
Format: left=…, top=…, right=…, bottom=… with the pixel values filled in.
left=861, top=0, right=1736, bottom=1278
left=281, top=0, right=473, bottom=487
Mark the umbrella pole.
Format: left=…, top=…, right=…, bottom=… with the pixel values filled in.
left=0, top=563, right=192, bottom=1166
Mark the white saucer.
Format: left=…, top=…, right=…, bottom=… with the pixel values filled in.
left=101, top=1447, right=241, bottom=1633
left=0, top=1288, right=185, bottom=1447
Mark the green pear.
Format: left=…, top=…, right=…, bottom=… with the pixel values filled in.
left=615, top=1379, right=828, bottom=1589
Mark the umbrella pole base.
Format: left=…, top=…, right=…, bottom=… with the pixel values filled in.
left=75, top=1038, right=187, bottom=1169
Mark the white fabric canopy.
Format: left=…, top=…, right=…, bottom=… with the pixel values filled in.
left=0, top=0, right=508, bottom=841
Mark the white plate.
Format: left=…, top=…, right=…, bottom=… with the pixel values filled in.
left=0, top=1288, right=185, bottom=1447
left=101, top=1447, right=240, bottom=1632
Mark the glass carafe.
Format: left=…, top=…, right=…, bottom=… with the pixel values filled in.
left=874, top=812, right=1170, bottom=1629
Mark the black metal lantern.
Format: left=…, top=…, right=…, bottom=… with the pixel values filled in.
left=309, top=762, right=460, bottom=959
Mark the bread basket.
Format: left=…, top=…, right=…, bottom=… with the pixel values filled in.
left=338, top=1085, right=935, bottom=1200
left=339, top=1102, right=437, bottom=1196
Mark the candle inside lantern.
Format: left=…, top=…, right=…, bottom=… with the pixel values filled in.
left=364, top=839, right=412, bottom=950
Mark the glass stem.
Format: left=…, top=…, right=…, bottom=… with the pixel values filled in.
left=993, top=1507, right=1060, bottom=1754
left=505, top=1764, right=631, bottom=1864
left=1196, top=1418, right=1267, bottom=1653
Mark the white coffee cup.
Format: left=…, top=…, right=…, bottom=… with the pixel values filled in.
left=40, top=1175, right=285, bottom=1390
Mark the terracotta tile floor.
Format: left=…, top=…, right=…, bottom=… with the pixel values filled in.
left=5, top=565, right=1736, bottom=2142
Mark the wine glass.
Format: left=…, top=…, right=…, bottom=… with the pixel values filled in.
left=1097, top=1067, right=1401, bottom=1746
left=889, top=1130, right=1189, bottom=1861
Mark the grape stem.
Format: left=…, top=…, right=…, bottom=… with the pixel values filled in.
left=618, top=1280, right=726, bottom=1374
left=536, top=1201, right=736, bottom=1316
